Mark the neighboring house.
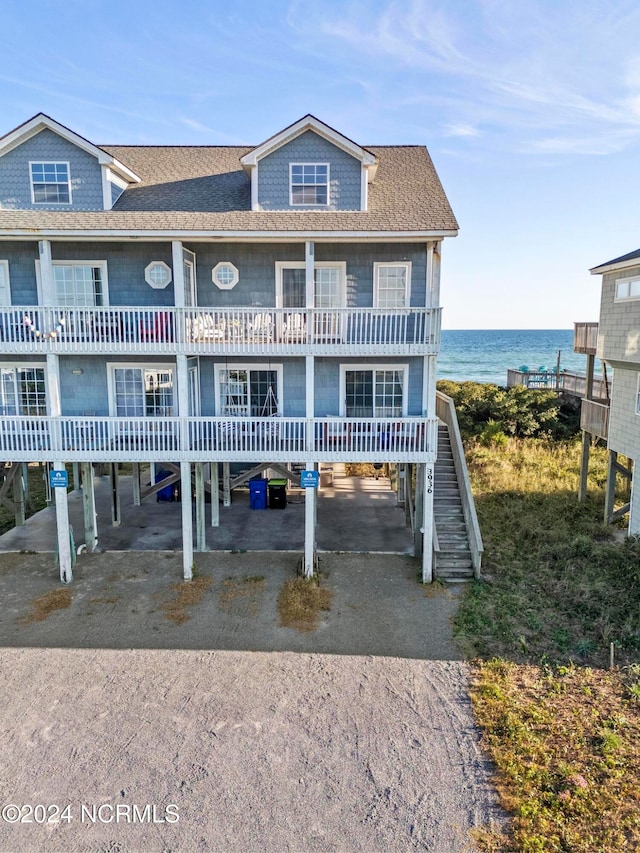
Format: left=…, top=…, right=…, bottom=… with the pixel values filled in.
left=0, top=112, right=460, bottom=582
left=589, top=249, right=640, bottom=535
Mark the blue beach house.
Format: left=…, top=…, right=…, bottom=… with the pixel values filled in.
left=0, top=112, right=468, bottom=582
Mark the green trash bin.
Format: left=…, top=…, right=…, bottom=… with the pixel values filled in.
left=267, top=478, right=287, bottom=509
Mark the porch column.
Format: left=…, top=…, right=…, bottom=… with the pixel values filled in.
left=132, top=462, right=141, bottom=506
left=81, top=462, right=98, bottom=552
left=54, top=466, right=72, bottom=583
left=422, top=462, right=435, bottom=583
left=604, top=450, right=617, bottom=524
left=110, top=463, right=121, bottom=526
left=414, top=464, right=424, bottom=560
left=181, top=461, right=193, bottom=580
left=210, top=463, right=220, bottom=527
left=47, top=353, right=72, bottom=582
left=222, top=462, right=231, bottom=507
left=578, top=353, right=595, bottom=502
left=628, top=462, right=639, bottom=536
left=172, top=241, right=185, bottom=308
left=304, top=353, right=316, bottom=577
left=38, top=240, right=55, bottom=305
left=195, top=462, right=207, bottom=551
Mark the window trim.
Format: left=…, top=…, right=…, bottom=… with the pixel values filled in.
left=289, top=162, right=330, bottom=207
left=107, top=362, right=175, bottom=417
left=339, top=363, right=409, bottom=418
left=214, top=362, right=283, bottom=417
left=614, top=275, right=640, bottom=302
left=373, top=262, right=412, bottom=308
left=144, top=261, right=172, bottom=289
left=212, top=261, right=239, bottom=291
left=29, top=160, right=72, bottom=205
left=35, top=260, right=109, bottom=306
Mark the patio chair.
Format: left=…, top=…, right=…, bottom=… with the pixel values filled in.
left=282, top=312, right=305, bottom=343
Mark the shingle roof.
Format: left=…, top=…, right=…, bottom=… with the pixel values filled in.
left=590, top=248, right=640, bottom=274
left=0, top=144, right=458, bottom=235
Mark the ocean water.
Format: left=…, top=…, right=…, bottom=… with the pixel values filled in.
left=438, top=329, right=597, bottom=385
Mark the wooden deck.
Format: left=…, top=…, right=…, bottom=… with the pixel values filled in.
left=506, top=368, right=609, bottom=402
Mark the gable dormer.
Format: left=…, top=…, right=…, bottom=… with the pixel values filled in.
left=0, top=113, right=140, bottom=211
left=240, top=115, right=377, bottom=212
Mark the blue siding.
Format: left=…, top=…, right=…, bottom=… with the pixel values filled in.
left=52, top=242, right=175, bottom=306
left=315, top=357, right=424, bottom=416
left=0, top=242, right=39, bottom=304
left=258, top=131, right=361, bottom=211
left=0, top=129, right=104, bottom=210
left=189, top=242, right=303, bottom=307
left=0, top=240, right=428, bottom=309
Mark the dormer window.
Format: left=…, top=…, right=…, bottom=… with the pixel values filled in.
left=30, top=162, right=71, bottom=204
left=290, top=163, right=329, bottom=206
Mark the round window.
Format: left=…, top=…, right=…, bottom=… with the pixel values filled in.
left=144, top=261, right=172, bottom=289
left=212, top=262, right=239, bottom=290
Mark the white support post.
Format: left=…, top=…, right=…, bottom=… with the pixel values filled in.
left=414, top=464, right=424, bottom=559
left=304, top=470, right=316, bottom=578
left=195, top=462, right=207, bottom=551
left=54, top=464, right=72, bottom=584
left=72, top=462, right=81, bottom=492
left=81, top=462, right=98, bottom=552
left=425, top=241, right=441, bottom=309
left=305, top=241, right=315, bottom=308
left=422, top=462, right=435, bottom=583
left=132, top=462, right=141, bottom=506
left=181, top=461, right=193, bottom=580
left=628, top=464, right=639, bottom=537
left=304, top=351, right=316, bottom=577
left=38, top=240, right=55, bottom=305
left=110, top=463, right=121, bottom=526
left=210, top=463, right=220, bottom=527
left=172, top=240, right=185, bottom=308
left=222, top=462, right=231, bottom=507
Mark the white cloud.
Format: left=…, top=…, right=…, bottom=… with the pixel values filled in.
left=291, top=0, right=640, bottom=155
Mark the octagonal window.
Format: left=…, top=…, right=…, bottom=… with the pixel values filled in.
left=145, top=261, right=172, bottom=289
left=212, top=262, right=239, bottom=290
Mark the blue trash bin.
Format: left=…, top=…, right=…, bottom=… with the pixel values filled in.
left=249, top=477, right=268, bottom=510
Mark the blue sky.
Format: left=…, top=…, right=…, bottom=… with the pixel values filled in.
left=2, top=0, right=640, bottom=329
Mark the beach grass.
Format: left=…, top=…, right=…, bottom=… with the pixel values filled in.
left=456, top=436, right=640, bottom=851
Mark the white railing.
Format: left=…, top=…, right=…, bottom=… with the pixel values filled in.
left=507, top=368, right=609, bottom=402
left=580, top=399, right=609, bottom=439
left=0, top=306, right=441, bottom=354
left=436, top=391, right=483, bottom=578
left=0, top=415, right=438, bottom=463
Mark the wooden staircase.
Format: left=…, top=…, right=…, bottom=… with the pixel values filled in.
left=434, top=424, right=474, bottom=581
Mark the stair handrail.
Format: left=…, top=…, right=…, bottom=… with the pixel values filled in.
left=435, top=391, right=484, bottom=578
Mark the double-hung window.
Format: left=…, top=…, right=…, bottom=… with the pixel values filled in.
left=0, top=366, right=47, bottom=416
left=290, top=163, right=329, bottom=206
left=111, top=367, right=174, bottom=417
left=30, top=162, right=71, bottom=204
left=342, top=366, right=407, bottom=417
left=374, top=263, right=411, bottom=308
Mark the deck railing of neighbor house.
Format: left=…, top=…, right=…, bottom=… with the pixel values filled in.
left=506, top=368, right=608, bottom=402
left=435, top=391, right=483, bottom=578
left=0, top=306, right=442, bottom=355
left=580, top=399, right=610, bottom=440
left=0, top=416, right=438, bottom=463
left=573, top=322, right=599, bottom=354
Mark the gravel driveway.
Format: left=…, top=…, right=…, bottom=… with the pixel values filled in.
left=0, top=552, right=502, bottom=852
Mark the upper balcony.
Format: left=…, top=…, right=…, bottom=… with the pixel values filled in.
left=0, top=306, right=441, bottom=357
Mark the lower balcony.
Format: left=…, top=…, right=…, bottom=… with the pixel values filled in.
left=0, top=416, right=437, bottom=463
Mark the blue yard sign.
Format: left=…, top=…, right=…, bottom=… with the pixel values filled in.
left=300, top=470, right=319, bottom=489
left=49, top=469, right=68, bottom=489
